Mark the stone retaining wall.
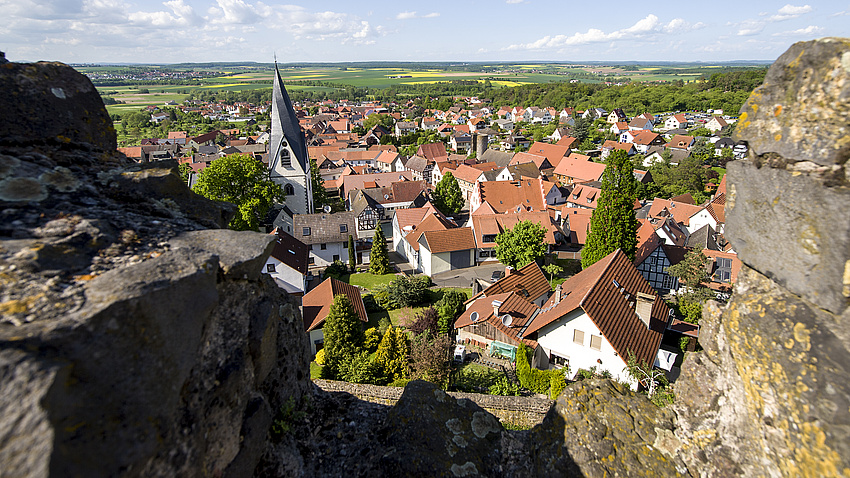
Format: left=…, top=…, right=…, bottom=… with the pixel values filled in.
left=314, top=379, right=553, bottom=428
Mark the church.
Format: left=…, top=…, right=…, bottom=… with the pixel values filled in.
left=269, top=61, right=313, bottom=232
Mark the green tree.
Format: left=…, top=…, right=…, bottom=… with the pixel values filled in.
left=369, top=225, right=391, bottom=275
left=581, top=150, right=639, bottom=268
left=347, top=234, right=356, bottom=271
left=667, top=248, right=715, bottom=309
left=624, top=351, right=671, bottom=405
left=178, top=163, right=192, bottom=183
left=310, top=157, right=327, bottom=211
left=363, top=113, right=394, bottom=131
left=436, top=290, right=467, bottom=335
left=432, top=171, right=464, bottom=215
left=573, top=117, right=591, bottom=142
left=192, top=153, right=284, bottom=231
left=495, top=220, right=547, bottom=270
left=543, top=263, right=564, bottom=288
left=409, top=332, right=452, bottom=388
left=320, top=295, right=365, bottom=380
left=375, top=326, right=410, bottom=382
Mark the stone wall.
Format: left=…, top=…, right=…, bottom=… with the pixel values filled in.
left=314, top=379, right=553, bottom=428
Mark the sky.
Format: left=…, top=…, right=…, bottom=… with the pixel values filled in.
left=1, top=1, right=848, bottom=64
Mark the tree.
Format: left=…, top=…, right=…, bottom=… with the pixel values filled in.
left=369, top=225, right=390, bottom=275
left=319, top=295, right=365, bottom=380
left=543, top=263, right=563, bottom=288
left=310, top=157, right=327, bottom=211
left=667, top=249, right=710, bottom=292
left=573, top=117, right=591, bottom=142
left=363, top=113, right=394, bottom=131
left=347, top=235, right=356, bottom=271
left=495, top=220, right=547, bottom=270
left=192, top=153, right=284, bottom=231
left=408, top=307, right=439, bottom=337
left=624, top=351, right=669, bottom=402
left=432, top=171, right=464, bottom=215
left=581, top=150, right=639, bottom=268
left=409, top=332, right=453, bottom=388
left=178, top=163, right=192, bottom=183
left=375, top=326, right=410, bottom=382
left=382, top=275, right=431, bottom=309
left=436, top=290, right=467, bottom=336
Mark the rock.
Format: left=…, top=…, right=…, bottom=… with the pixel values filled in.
left=381, top=380, right=505, bottom=477
left=529, top=379, right=686, bottom=477
left=736, top=38, right=850, bottom=167
left=169, top=229, right=276, bottom=280
left=726, top=160, right=850, bottom=315
left=0, top=62, right=116, bottom=152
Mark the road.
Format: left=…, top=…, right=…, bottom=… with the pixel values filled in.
left=429, top=261, right=508, bottom=289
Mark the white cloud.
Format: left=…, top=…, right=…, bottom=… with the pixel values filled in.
left=506, top=0, right=525, bottom=3
left=773, top=25, right=824, bottom=36
left=396, top=11, right=440, bottom=20
left=504, top=14, right=699, bottom=51
left=769, top=4, right=812, bottom=21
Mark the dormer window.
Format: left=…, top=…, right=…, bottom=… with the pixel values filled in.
left=302, top=227, right=311, bottom=236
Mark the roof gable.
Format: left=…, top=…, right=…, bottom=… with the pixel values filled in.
left=301, top=277, right=368, bottom=332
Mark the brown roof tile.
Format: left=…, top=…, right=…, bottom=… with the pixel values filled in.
left=421, top=228, right=476, bottom=254
left=301, top=277, right=368, bottom=332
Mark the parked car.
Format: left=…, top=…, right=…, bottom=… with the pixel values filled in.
left=490, top=270, right=504, bottom=282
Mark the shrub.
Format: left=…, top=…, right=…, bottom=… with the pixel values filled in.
left=516, top=344, right=554, bottom=395
left=323, top=260, right=349, bottom=280
left=364, top=327, right=382, bottom=353
left=381, top=274, right=431, bottom=309
left=453, top=366, right=502, bottom=393
left=549, top=371, right=566, bottom=399
left=338, top=351, right=384, bottom=385
left=488, top=377, right=521, bottom=396
left=388, top=378, right=411, bottom=388
left=362, top=293, right=384, bottom=313
left=408, top=307, right=439, bottom=337
left=436, top=290, right=468, bottom=335
left=378, top=316, right=392, bottom=335
left=314, top=348, right=325, bottom=365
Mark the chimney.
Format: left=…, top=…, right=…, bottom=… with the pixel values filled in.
left=505, top=266, right=513, bottom=277
left=635, top=292, right=655, bottom=329
left=491, top=300, right=503, bottom=317
left=554, top=284, right=562, bottom=304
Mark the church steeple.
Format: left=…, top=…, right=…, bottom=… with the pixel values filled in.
left=269, top=60, right=313, bottom=215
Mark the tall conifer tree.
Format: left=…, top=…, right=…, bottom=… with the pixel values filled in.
left=369, top=225, right=390, bottom=275
left=581, top=150, right=639, bottom=268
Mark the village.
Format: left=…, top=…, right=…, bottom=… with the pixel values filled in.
left=116, top=65, right=742, bottom=403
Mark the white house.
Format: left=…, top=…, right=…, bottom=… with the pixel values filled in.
left=261, top=230, right=310, bottom=296
left=294, top=212, right=357, bottom=269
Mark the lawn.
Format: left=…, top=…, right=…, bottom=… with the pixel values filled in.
left=348, top=272, right=398, bottom=290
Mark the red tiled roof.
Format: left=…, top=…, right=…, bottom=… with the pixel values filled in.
left=524, top=250, right=667, bottom=366
left=301, top=277, right=368, bottom=332
left=454, top=291, right=539, bottom=348
left=421, top=228, right=476, bottom=254
left=553, top=154, right=605, bottom=182
left=477, top=179, right=545, bottom=214
left=468, top=261, right=551, bottom=305
left=526, top=142, right=570, bottom=169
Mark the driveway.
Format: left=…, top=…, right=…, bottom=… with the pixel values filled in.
left=430, top=261, right=507, bottom=289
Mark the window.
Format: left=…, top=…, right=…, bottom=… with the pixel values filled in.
left=549, top=352, right=569, bottom=368
left=284, top=184, right=294, bottom=196
left=714, top=257, right=733, bottom=283
left=343, top=241, right=348, bottom=249
left=482, top=234, right=497, bottom=243
left=479, top=250, right=490, bottom=258
left=573, top=329, right=585, bottom=345
left=281, top=148, right=291, bottom=167
left=333, top=254, right=340, bottom=261
left=340, top=224, right=348, bottom=233
left=307, top=257, right=314, bottom=264
left=590, top=335, right=602, bottom=351
left=320, top=243, right=327, bottom=250
left=302, top=227, right=311, bottom=236
left=266, top=263, right=276, bottom=273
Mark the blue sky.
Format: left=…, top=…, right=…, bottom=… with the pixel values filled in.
left=1, top=1, right=847, bottom=63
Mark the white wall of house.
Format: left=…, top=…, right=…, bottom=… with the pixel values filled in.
left=261, top=256, right=306, bottom=295
left=687, top=209, right=718, bottom=235
left=308, top=328, right=324, bottom=356
left=536, top=308, right=636, bottom=389
left=308, top=241, right=348, bottom=268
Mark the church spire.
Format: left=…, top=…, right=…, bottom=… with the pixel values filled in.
left=270, top=60, right=313, bottom=215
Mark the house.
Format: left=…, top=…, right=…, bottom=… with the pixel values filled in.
left=642, top=147, right=689, bottom=167
left=373, top=150, right=400, bottom=173
left=422, top=117, right=441, bottom=131
left=509, top=152, right=551, bottom=171
left=405, top=155, right=435, bottom=184
left=294, top=212, right=357, bottom=268
left=394, top=121, right=417, bottom=136
left=633, top=233, right=687, bottom=295
left=552, top=153, right=605, bottom=186
left=470, top=178, right=547, bottom=214
left=601, top=141, right=636, bottom=159
left=566, top=182, right=602, bottom=209
left=517, top=249, right=668, bottom=386
left=417, top=228, right=477, bottom=275
left=606, top=108, right=627, bottom=124
left=262, top=229, right=310, bottom=296
left=525, top=142, right=571, bottom=170
left=610, top=122, right=630, bottom=136
left=561, top=207, right=593, bottom=246
left=450, top=132, right=472, bottom=153
left=664, top=114, right=688, bottom=130
left=628, top=117, right=654, bottom=131
left=393, top=206, right=458, bottom=272
left=628, top=131, right=665, bottom=153
left=705, top=116, right=728, bottom=133
left=468, top=212, right=559, bottom=262
left=703, top=249, right=741, bottom=299
left=665, top=135, right=695, bottom=151
left=456, top=250, right=669, bottom=388
left=302, top=277, right=368, bottom=355
left=582, top=108, right=607, bottom=120
left=493, top=118, right=514, bottom=131
left=466, top=261, right=552, bottom=307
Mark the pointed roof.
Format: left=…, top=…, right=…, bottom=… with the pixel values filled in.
left=270, top=61, right=309, bottom=175
left=523, top=250, right=667, bottom=366
left=302, top=277, right=368, bottom=332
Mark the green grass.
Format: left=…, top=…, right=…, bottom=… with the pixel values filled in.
left=348, top=272, right=397, bottom=290
left=711, top=167, right=726, bottom=180
left=310, top=361, right=322, bottom=379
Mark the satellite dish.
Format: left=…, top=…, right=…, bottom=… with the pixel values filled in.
left=500, top=314, right=513, bottom=327
left=322, top=205, right=332, bottom=213
left=470, top=312, right=479, bottom=323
